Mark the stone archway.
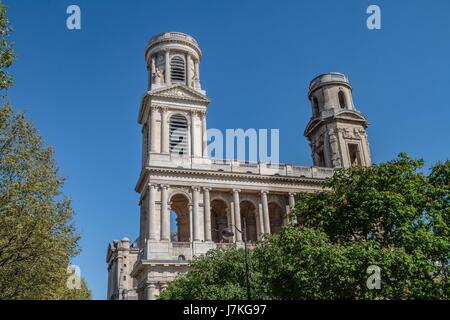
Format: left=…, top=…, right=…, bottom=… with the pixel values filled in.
left=210, top=199, right=229, bottom=243
left=240, top=200, right=257, bottom=242
left=268, top=202, right=284, bottom=234
left=170, top=193, right=190, bottom=242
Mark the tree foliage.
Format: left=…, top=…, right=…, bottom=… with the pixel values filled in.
left=159, top=248, right=253, bottom=300
left=295, top=153, right=449, bottom=299
left=0, top=2, right=13, bottom=91
left=160, top=154, right=449, bottom=300
left=0, top=3, right=90, bottom=299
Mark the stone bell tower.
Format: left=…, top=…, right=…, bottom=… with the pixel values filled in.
left=304, top=72, right=371, bottom=168
left=145, top=32, right=204, bottom=93
left=138, top=32, right=211, bottom=169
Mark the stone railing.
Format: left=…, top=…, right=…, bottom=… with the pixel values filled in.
left=309, top=72, right=348, bottom=91
left=172, top=242, right=191, bottom=248
left=215, top=243, right=236, bottom=250
left=150, top=157, right=334, bottom=180
left=209, top=160, right=334, bottom=179
left=139, top=241, right=262, bottom=263
left=149, top=32, right=199, bottom=47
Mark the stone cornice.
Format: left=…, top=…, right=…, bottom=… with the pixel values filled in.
left=304, top=110, right=368, bottom=137
left=135, top=165, right=327, bottom=193
left=131, top=259, right=190, bottom=278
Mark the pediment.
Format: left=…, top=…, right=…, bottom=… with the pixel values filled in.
left=149, top=84, right=210, bottom=103
left=334, top=110, right=368, bottom=123
left=304, top=118, right=324, bottom=136
left=304, top=110, right=368, bottom=136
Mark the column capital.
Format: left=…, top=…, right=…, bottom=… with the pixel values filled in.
left=232, top=188, right=241, bottom=194
left=159, top=184, right=170, bottom=190
left=148, top=183, right=158, bottom=190
left=288, top=191, right=297, bottom=196
left=260, top=189, right=269, bottom=195
left=202, top=187, right=212, bottom=192
left=190, top=109, right=200, bottom=117
left=191, top=186, right=201, bottom=192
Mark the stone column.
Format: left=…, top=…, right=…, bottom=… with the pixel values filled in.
left=203, top=187, right=212, bottom=242
left=229, top=204, right=235, bottom=242
left=345, top=89, right=353, bottom=110
left=142, top=124, right=149, bottom=167
left=323, top=86, right=331, bottom=108
left=255, top=202, right=261, bottom=241
left=164, top=50, right=170, bottom=84
left=186, top=54, right=192, bottom=87
left=150, top=107, right=158, bottom=153
left=192, top=187, right=201, bottom=241
left=337, top=129, right=349, bottom=167
left=257, top=201, right=264, bottom=239
left=189, top=205, right=193, bottom=242
left=149, top=55, right=155, bottom=89
left=139, top=203, right=145, bottom=249
left=323, top=133, right=331, bottom=167
left=160, top=185, right=170, bottom=241
left=190, top=111, right=196, bottom=158
left=161, top=107, right=169, bottom=154
left=233, top=189, right=242, bottom=242
left=289, top=192, right=297, bottom=223
left=147, top=184, right=158, bottom=241
left=261, top=190, right=270, bottom=234
left=146, top=283, right=156, bottom=300
left=201, top=112, right=208, bottom=158
left=194, top=60, right=200, bottom=89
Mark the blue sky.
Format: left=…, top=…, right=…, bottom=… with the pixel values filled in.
left=4, top=0, right=450, bottom=299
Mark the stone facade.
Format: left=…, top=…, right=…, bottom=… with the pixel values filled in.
left=106, top=32, right=372, bottom=300
left=305, top=73, right=371, bottom=168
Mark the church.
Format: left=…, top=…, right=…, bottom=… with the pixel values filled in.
left=106, top=32, right=372, bottom=300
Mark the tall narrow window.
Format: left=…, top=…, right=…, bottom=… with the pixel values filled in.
left=348, top=143, right=361, bottom=165
left=170, top=56, right=185, bottom=82
left=338, top=91, right=347, bottom=109
left=169, top=114, right=188, bottom=156
left=313, top=96, right=320, bottom=116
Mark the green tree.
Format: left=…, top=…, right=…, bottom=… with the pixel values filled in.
left=0, top=2, right=13, bottom=91
left=159, top=248, right=258, bottom=300
left=60, top=279, right=92, bottom=300
left=159, top=154, right=449, bottom=300
left=0, top=3, right=90, bottom=299
left=294, top=154, right=449, bottom=299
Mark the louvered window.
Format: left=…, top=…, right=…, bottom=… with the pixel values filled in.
left=169, top=114, right=188, bottom=156
left=170, top=56, right=185, bottom=82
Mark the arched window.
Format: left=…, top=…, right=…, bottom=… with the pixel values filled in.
left=169, top=114, right=188, bottom=156
left=170, top=56, right=185, bottom=82
left=313, top=96, right=319, bottom=116
left=170, top=194, right=190, bottom=242
left=338, top=91, right=347, bottom=109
